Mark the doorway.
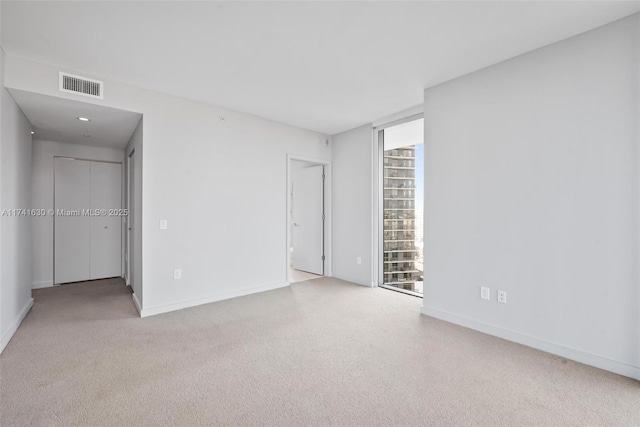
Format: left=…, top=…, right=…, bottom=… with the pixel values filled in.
left=287, top=156, right=331, bottom=284
left=54, top=157, right=122, bottom=284
left=376, top=117, right=424, bottom=297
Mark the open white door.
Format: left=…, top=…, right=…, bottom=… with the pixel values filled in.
left=292, top=165, right=324, bottom=275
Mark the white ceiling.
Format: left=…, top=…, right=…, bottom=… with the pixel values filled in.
left=9, top=89, right=142, bottom=149
left=2, top=1, right=639, bottom=135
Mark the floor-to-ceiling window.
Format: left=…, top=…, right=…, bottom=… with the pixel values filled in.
left=379, top=118, right=424, bottom=296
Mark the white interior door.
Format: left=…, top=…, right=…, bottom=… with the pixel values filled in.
left=292, top=165, right=324, bottom=275
left=54, top=158, right=122, bottom=284
left=90, top=162, right=122, bottom=279
left=126, top=150, right=135, bottom=286
left=54, top=158, right=91, bottom=284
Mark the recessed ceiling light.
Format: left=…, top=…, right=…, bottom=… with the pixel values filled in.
left=77, top=117, right=90, bottom=122
left=83, top=134, right=91, bottom=138
left=30, top=131, right=35, bottom=135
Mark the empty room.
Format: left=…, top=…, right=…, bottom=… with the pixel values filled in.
left=1, top=1, right=639, bottom=426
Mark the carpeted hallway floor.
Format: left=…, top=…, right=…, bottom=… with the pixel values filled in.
left=1, top=277, right=638, bottom=426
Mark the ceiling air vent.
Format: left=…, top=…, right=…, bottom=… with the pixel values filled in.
left=58, top=72, right=104, bottom=99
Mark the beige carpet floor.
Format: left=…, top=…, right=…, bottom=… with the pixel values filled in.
left=290, top=268, right=323, bottom=283
left=1, top=277, right=638, bottom=426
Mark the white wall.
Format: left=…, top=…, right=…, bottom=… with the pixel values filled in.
left=4, top=56, right=331, bottom=316
left=125, top=119, right=143, bottom=309
left=0, top=12, right=4, bottom=347
left=0, top=49, right=34, bottom=352
left=331, top=124, right=373, bottom=286
left=422, top=14, right=640, bottom=380
left=30, top=139, right=125, bottom=288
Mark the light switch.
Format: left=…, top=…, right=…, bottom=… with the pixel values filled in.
left=160, top=219, right=168, bottom=230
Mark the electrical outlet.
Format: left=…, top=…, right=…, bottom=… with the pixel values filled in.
left=497, top=290, right=507, bottom=304
left=356, top=256, right=362, bottom=265
left=480, top=286, right=490, bottom=300
left=173, top=269, right=182, bottom=280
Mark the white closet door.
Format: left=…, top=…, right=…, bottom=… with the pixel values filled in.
left=54, top=158, right=91, bottom=284
left=90, top=162, right=122, bottom=280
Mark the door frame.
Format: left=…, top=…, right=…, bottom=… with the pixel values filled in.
left=372, top=113, right=424, bottom=289
left=286, top=154, right=332, bottom=283
left=125, top=149, right=135, bottom=286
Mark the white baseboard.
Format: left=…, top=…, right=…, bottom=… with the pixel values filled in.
left=0, top=297, right=34, bottom=354
left=331, top=272, right=373, bottom=288
left=31, top=280, right=53, bottom=289
left=140, top=281, right=290, bottom=318
left=131, top=292, right=142, bottom=316
left=422, top=306, right=640, bottom=381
